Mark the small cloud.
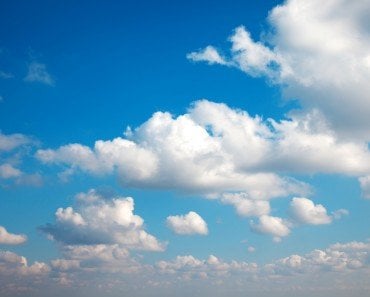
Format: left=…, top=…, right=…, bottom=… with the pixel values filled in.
left=166, top=211, right=208, bottom=235
left=247, top=246, right=256, bottom=253
left=332, top=209, right=349, bottom=220
left=0, top=163, right=22, bottom=179
left=24, top=62, right=54, bottom=86
left=0, top=226, right=27, bottom=245
left=187, top=46, right=228, bottom=65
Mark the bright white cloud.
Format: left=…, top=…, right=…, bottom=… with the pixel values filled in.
left=37, top=100, right=313, bottom=199
left=251, top=215, right=291, bottom=242
left=289, top=197, right=332, bottom=225
left=40, top=189, right=165, bottom=252
left=187, top=46, right=227, bottom=65
left=0, top=226, right=27, bottom=245
left=166, top=211, right=208, bottom=235
left=24, top=62, right=54, bottom=86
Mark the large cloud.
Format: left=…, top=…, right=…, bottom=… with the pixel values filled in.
left=40, top=189, right=165, bottom=252
left=37, top=100, right=370, bottom=186
left=37, top=100, right=316, bottom=199
left=188, top=0, right=370, bottom=140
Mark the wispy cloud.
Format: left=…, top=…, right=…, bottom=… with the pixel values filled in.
left=24, top=62, right=54, bottom=86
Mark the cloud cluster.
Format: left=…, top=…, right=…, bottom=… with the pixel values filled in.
left=166, top=211, right=208, bottom=235
left=2, top=237, right=370, bottom=296
left=37, top=100, right=359, bottom=240
left=40, top=189, right=165, bottom=251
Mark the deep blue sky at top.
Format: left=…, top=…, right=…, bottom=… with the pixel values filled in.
left=0, top=0, right=284, bottom=147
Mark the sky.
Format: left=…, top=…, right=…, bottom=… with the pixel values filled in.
left=0, top=0, right=370, bottom=296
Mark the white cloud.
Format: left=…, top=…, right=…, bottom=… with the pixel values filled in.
left=289, top=197, right=332, bottom=225
left=0, top=163, right=22, bottom=179
left=0, top=226, right=27, bottom=245
left=0, top=132, right=31, bottom=152
left=24, top=62, right=54, bottom=86
left=40, top=189, right=165, bottom=252
left=190, top=0, right=370, bottom=140
left=251, top=215, right=291, bottom=242
left=187, top=46, right=227, bottom=65
left=221, top=192, right=270, bottom=217
left=166, top=211, right=208, bottom=235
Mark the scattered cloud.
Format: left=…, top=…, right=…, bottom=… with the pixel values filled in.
left=166, top=211, right=208, bottom=235
left=187, top=46, right=228, bottom=65
left=24, top=62, right=54, bottom=86
left=0, top=226, right=27, bottom=245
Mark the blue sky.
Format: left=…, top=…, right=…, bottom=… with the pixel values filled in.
left=1, top=1, right=370, bottom=296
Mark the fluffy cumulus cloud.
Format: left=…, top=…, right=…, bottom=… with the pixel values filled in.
left=166, top=211, right=208, bottom=235
left=289, top=197, right=333, bottom=225
left=40, top=189, right=165, bottom=251
left=188, top=0, right=370, bottom=140
left=251, top=215, right=291, bottom=242
left=0, top=226, right=27, bottom=245
left=24, top=62, right=54, bottom=86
